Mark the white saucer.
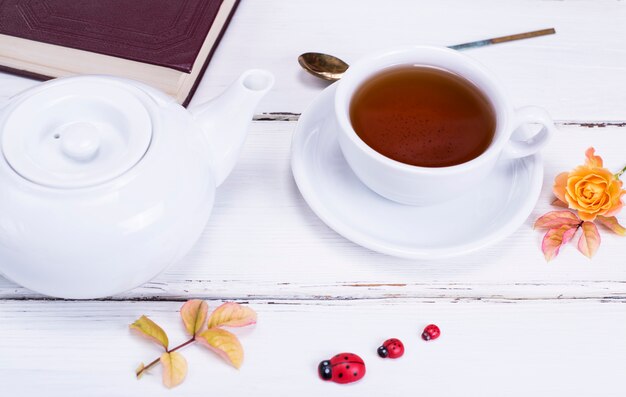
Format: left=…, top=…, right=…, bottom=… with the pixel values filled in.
left=291, top=84, right=544, bottom=259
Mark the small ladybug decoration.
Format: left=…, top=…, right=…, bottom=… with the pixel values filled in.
left=318, top=352, right=366, bottom=384
left=377, top=338, right=404, bottom=359
left=422, top=324, right=441, bottom=341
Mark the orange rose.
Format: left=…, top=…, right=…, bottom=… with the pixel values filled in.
left=554, top=148, right=625, bottom=221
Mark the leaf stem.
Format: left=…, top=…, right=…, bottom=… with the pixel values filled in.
left=137, top=337, right=196, bottom=378
left=139, top=357, right=161, bottom=375
left=169, top=337, right=196, bottom=353
left=616, top=164, right=626, bottom=179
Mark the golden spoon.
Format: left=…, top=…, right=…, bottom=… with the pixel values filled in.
left=298, top=28, right=555, bottom=82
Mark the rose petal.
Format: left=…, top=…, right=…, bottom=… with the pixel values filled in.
left=552, top=148, right=623, bottom=226
left=585, top=147, right=603, bottom=168
left=578, top=210, right=598, bottom=221
left=553, top=172, right=570, bottom=204
left=604, top=201, right=623, bottom=217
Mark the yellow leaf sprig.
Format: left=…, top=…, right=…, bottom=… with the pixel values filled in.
left=130, top=300, right=257, bottom=388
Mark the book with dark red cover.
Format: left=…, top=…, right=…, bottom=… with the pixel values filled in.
left=0, top=0, right=240, bottom=105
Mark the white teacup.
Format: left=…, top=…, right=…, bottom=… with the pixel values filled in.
left=334, top=46, right=556, bottom=206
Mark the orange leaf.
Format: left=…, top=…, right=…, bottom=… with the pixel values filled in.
left=207, top=302, right=257, bottom=329
left=534, top=211, right=580, bottom=229
left=197, top=328, right=244, bottom=368
left=578, top=221, right=601, bottom=258
left=585, top=147, right=603, bottom=168
left=595, top=216, right=626, bottom=236
left=160, top=352, right=187, bottom=388
left=542, top=225, right=578, bottom=261
left=130, top=315, right=169, bottom=350
left=181, top=299, right=208, bottom=336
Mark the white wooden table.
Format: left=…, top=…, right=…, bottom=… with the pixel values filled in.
left=2, top=1, right=626, bottom=395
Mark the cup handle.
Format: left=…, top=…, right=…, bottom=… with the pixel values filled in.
left=502, top=106, right=556, bottom=159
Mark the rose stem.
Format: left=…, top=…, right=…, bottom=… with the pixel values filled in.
left=136, top=337, right=196, bottom=377
left=616, top=164, right=626, bottom=179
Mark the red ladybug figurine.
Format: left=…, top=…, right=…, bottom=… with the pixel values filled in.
left=318, top=353, right=366, bottom=384
left=377, top=338, right=404, bottom=359
left=422, top=324, right=441, bottom=341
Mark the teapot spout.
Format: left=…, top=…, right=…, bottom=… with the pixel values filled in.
left=189, top=69, right=274, bottom=187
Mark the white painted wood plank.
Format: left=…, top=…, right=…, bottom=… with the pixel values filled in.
left=1, top=299, right=624, bottom=396
left=193, top=0, right=626, bottom=120
left=0, top=0, right=625, bottom=120
left=0, top=3, right=624, bottom=395
left=1, top=122, right=624, bottom=300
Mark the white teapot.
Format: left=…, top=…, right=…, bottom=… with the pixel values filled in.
left=0, top=70, right=274, bottom=298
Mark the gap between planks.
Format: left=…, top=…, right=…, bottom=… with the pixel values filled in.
left=4, top=279, right=626, bottom=302
left=3, top=296, right=626, bottom=304
left=253, top=113, right=626, bottom=128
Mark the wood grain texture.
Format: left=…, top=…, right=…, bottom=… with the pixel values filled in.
left=1, top=1, right=626, bottom=395
left=190, top=0, right=626, bottom=120
left=1, top=299, right=625, bottom=396
left=1, top=122, right=624, bottom=301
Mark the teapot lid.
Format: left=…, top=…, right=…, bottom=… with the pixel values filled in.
left=1, top=77, right=152, bottom=188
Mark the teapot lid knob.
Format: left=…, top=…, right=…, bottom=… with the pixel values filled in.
left=1, top=77, right=153, bottom=188
left=58, top=122, right=101, bottom=161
